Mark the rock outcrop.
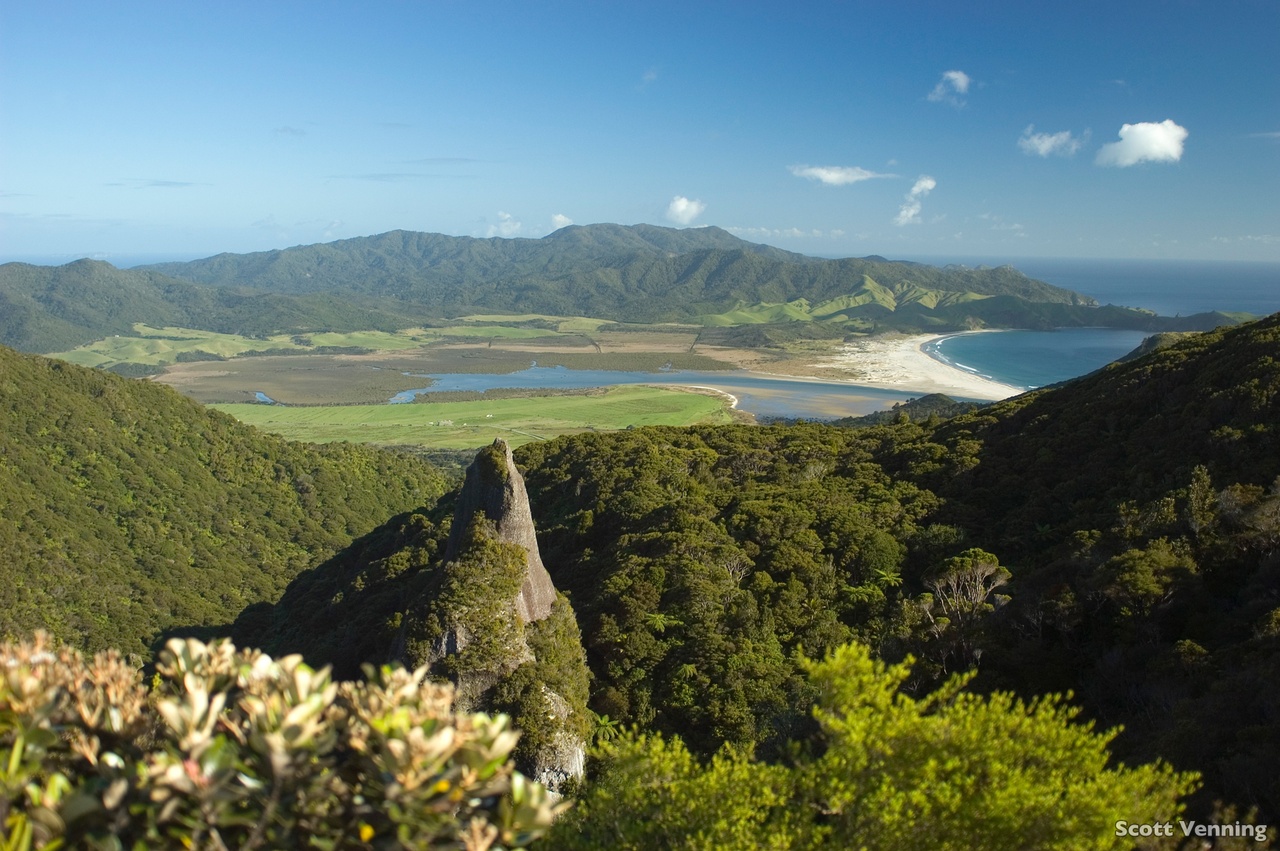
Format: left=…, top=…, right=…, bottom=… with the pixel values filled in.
left=394, top=439, right=588, bottom=792
left=442, top=439, right=558, bottom=624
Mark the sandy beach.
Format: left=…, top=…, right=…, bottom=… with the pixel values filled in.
left=815, top=332, right=1024, bottom=401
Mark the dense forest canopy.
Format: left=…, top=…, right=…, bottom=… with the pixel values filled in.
left=0, top=344, right=448, bottom=657
left=4, top=299, right=1280, bottom=839
left=236, top=313, right=1280, bottom=823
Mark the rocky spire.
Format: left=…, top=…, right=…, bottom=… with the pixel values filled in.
left=442, top=439, right=557, bottom=624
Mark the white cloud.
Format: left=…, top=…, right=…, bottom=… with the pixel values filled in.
left=788, top=164, right=895, bottom=185
left=1096, top=119, right=1188, bottom=167
left=551, top=213, right=573, bottom=230
left=981, top=213, right=1024, bottom=233
left=486, top=211, right=523, bottom=238
left=726, top=226, right=847, bottom=241
left=894, top=176, right=936, bottom=226
left=1212, top=234, right=1280, bottom=245
left=666, top=196, right=706, bottom=226
left=927, top=70, right=971, bottom=107
left=1018, top=125, right=1086, bottom=157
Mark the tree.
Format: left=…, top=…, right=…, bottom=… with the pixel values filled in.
left=919, top=548, right=1011, bottom=672
left=553, top=642, right=1198, bottom=850
left=803, top=643, right=1197, bottom=850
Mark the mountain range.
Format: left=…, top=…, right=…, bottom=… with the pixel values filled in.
left=1, top=224, right=1247, bottom=354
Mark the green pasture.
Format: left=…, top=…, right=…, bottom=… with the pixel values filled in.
left=213, top=385, right=737, bottom=449
left=52, top=325, right=304, bottom=367
left=459, top=314, right=613, bottom=332
left=51, top=325, right=435, bottom=368
left=301, top=330, right=433, bottom=349
left=433, top=326, right=564, bottom=339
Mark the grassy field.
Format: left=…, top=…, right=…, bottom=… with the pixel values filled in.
left=50, top=325, right=435, bottom=367
left=433, top=325, right=564, bottom=339
left=458, top=314, right=615, bottom=333
left=213, top=385, right=739, bottom=449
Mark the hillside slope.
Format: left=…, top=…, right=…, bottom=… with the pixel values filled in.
left=0, top=345, right=448, bottom=656
left=227, top=313, right=1280, bottom=818
left=0, top=259, right=409, bottom=352
left=4, top=227, right=1247, bottom=354
left=144, top=224, right=1091, bottom=320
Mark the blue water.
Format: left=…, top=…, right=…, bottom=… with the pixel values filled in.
left=909, top=257, right=1280, bottom=389
left=383, top=259, right=1278, bottom=416
left=925, top=329, right=1150, bottom=391
left=390, top=365, right=920, bottom=420
left=908, top=256, right=1280, bottom=318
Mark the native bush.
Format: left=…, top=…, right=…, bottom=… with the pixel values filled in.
left=0, top=633, right=561, bottom=850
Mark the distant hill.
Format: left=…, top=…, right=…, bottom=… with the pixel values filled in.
left=0, top=345, right=448, bottom=657
left=142, top=225, right=1091, bottom=322
left=2, top=225, right=1250, bottom=354
left=0, top=259, right=407, bottom=352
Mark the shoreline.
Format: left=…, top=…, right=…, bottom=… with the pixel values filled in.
left=812, top=331, right=1025, bottom=401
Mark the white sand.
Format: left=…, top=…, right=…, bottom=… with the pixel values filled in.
left=815, top=332, right=1024, bottom=401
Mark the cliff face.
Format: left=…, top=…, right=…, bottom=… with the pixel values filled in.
left=395, top=439, right=588, bottom=791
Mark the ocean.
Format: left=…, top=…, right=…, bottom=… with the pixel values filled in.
left=917, top=257, right=1280, bottom=390
left=925, top=329, right=1150, bottom=391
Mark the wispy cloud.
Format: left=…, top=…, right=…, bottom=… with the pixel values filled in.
left=666, top=195, right=706, bottom=226
left=402, top=157, right=479, bottom=165
left=927, top=70, right=970, bottom=107
left=1248, top=131, right=1280, bottom=140
left=1096, top=119, right=1188, bottom=167
left=726, top=226, right=846, bottom=241
left=1212, top=234, right=1279, bottom=245
left=1018, top=125, right=1086, bottom=157
left=108, top=178, right=205, bottom=189
left=274, top=126, right=306, bottom=137
left=551, top=213, right=573, bottom=230
left=788, top=165, right=895, bottom=185
left=980, top=213, right=1026, bottom=236
left=486, top=211, right=523, bottom=238
left=326, top=172, right=437, bottom=182
left=895, top=176, right=936, bottom=226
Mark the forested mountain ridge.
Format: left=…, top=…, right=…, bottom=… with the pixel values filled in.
left=3, top=226, right=1248, bottom=354
left=907, top=313, right=1280, bottom=817
left=240, top=312, right=1280, bottom=821
left=924, top=312, right=1280, bottom=553
left=0, top=258, right=407, bottom=352
left=0, top=344, right=448, bottom=657
left=140, top=225, right=1095, bottom=323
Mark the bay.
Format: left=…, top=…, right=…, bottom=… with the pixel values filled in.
left=925, top=329, right=1150, bottom=391
left=909, top=256, right=1279, bottom=389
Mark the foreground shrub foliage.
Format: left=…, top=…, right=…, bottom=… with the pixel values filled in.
left=552, top=643, right=1200, bottom=851
left=0, top=634, right=561, bottom=850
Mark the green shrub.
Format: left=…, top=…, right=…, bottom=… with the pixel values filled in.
left=0, top=633, right=561, bottom=850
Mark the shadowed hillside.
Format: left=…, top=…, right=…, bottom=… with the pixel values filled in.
left=0, top=259, right=407, bottom=352
left=0, top=345, right=448, bottom=657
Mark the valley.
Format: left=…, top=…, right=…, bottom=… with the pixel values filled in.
left=48, top=317, right=1029, bottom=447
left=3, top=225, right=1276, bottom=845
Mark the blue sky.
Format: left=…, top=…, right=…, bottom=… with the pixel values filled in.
left=2, top=0, right=1277, bottom=264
